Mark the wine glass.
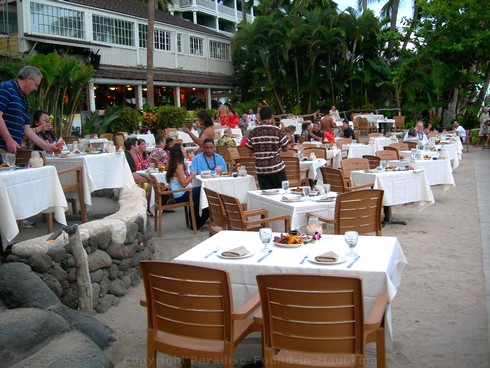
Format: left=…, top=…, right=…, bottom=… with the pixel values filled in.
left=380, top=160, right=387, bottom=171
left=281, top=180, right=290, bottom=193
left=215, top=166, right=222, bottom=176
left=302, top=185, right=311, bottom=200
left=323, top=183, right=331, bottom=196
left=259, top=228, right=273, bottom=252
left=1, top=152, right=7, bottom=165
left=4, top=153, right=15, bottom=169
left=344, top=231, right=359, bottom=257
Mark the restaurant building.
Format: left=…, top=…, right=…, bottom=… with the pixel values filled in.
left=0, top=0, right=238, bottom=110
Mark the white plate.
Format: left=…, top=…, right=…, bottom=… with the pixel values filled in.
left=261, top=189, right=280, bottom=195
left=273, top=242, right=303, bottom=248
left=315, top=196, right=336, bottom=202
left=281, top=198, right=302, bottom=202
left=217, top=251, right=255, bottom=259
left=307, top=254, right=347, bottom=265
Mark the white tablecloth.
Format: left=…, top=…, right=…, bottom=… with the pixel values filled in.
left=193, top=174, right=257, bottom=213
left=400, top=144, right=460, bottom=169
left=0, top=166, right=68, bottom=244
left=174, top=230, right=407, bottom=349
left=376, top=119, right=395, bottom=130
left=46, top=153, right=135, bottom=205
left=351, top=170, right=434, bottom=211
left=129, top=133, right=156, bottom=152
left=173, top=130, right=199, bottom=145
left=299, top=158, right=327, bottom=180
left=79, top=138, right=109, bottom=152
left=370, top=137, right=396, bottom=152
left=346, top=143, right=375, bottom=158
left=247, top=190, right=336, bottom=231
left=388, top=159, right=455, bottom=192
left=353, top=114, right=384, bottom=123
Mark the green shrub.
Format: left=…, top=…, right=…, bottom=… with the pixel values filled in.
left=156, top=106, right=187, bottom=129
left=110, top=107, right=141, bottom=133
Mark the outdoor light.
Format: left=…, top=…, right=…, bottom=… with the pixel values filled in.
left=109, top=86, right=116, bottom=91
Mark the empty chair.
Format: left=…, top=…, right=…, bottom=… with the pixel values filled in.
left=148, top=174, right=196, bottom=237
left=237, top=145, right=251, bottom=158
left=389, top=142, right=408, bottom=151
left=335, top=137, right=352, bottom=158
left=99, top=133, right=113, bottom=141
left=282, top=157, right=308, bottom=187
left=320, top=167, right=373, bottom=193
left=280, top=149, right=296, bottom=157
left=341, top=158, right=370, bottom=186
left=220, top=193, right=290, bottom=232
left=308, top=189, right=384, bottom=235
left=375, top=150, right=398, bottom=161
left=163, top=128, right=177, bottom=138
left=363, top=155, right=381, bottom=169
left=393, top=116, right=406, bottom=132
left=63, top=136, right=79, bottom=144
left=302, top=147, right=327, bottom=160
left=405, top=141, right=418, bottom=150
left=256, top=273, right=388, bottom=368
left=140, top=261, right=260, bottom=368
left=368, top=132, right=381, bottom=138
left=203, top=187, right=227, bottom=237
left=381, top=146, right=400, bottom=160
left=113, top=132, right=125, bottom=150
left=234, top=157, right=258, bottom=185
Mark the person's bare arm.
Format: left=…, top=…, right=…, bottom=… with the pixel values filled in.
left=0, top=112, right=20, bottom=153
left=176, top=164, right=196, bottom=187
left=24, top=125, right=56, bottom=152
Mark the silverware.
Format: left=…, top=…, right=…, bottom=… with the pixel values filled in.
left=300, top=254, right=309, bottom=264
left=205, top=246, right=220, bottom=258
left=257, top=249, right=273, bottom=263
left=347, top=255, right=360, bottom=268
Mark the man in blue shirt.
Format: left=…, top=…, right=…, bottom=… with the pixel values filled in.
left=190, top=138, right=228, bottom=175
left=0, top=66, right=56, bottom=155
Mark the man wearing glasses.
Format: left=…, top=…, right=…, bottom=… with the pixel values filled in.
left=0, top=65, right=56, bottom=156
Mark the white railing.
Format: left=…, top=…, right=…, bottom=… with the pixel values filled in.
left=196, top=0, right=215, bottom=10
left=180, top=0, right=193, bottom=7
left=219, top=5, right=235, bottom=16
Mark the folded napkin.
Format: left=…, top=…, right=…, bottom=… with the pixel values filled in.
left=315, top=251, right=339, bottom=263
left=262, top=189, right=279, bottom=195
left=221, top=246, right=249, bottom=257
left=282, top=194, right=301, bottom=201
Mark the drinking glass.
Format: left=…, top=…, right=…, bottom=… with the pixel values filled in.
left=345, top=231, right=359, bottom=257
left=281, top=180, right=290, bottom=193
left=215, top=166, right=222, bottom=176
left=302, top=185, right=311, bottom=197
left=1, top=152, right=7, bottom=164
left=259, top=228, right=273, bottom=252
left=380, top=160, right=387, bottom=171
left=323, top=184, right=331, bottom=196
left=149, top=163, right=155, bottom=171
left=5, top=153, right=15, bottom=169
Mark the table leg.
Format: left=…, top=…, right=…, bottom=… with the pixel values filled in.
left=383, top=206, right=406, bottom=226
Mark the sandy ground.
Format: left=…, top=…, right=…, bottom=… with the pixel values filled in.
left=17, top=148, right=490, bottom=367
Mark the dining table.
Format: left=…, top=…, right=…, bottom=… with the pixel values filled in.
left=46, top=152, right=135, bottom=205
left=353, top=114, right=385, bottom=123
left=0, top=166, right=68, bottom=246
left=400, top=144, right=460, bottom=169
left=299, top=157, right=328, bottom=182
left=247, top=190, right=336, bottom=232
left=193, top=174, right=257, bottom=213
left=388, top=159, right=455, bottom=193
left=78, top=138, right=109, bottom=152
left=377, top=118, right=395, bottom=135
left=173, top=230, right=408, bottom=349
left=369, top=136, right=397, bottom=152
left=350, top=168, right=435, bottom=223
left=346, top=143, right=375, bottom=158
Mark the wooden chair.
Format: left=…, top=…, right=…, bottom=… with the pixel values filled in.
left=282, top=157, right=308, bottom=187
left=341, top=158, right=370, bottom=186
left=302, top=142, right=319, bottom=149
left=320, top=167, right=373, bottom=194
left=234, top=157, right=258, bottom=185
left=382, top=146, right=401, bottom=160
left=368, top=132, right=381, bottom=138
left=363, top=155, right=381, bottom=169
left=228, top=147, right=240, bottom=167
left=156, top=129, right=165, bottom=138
left=140, top=261, right=261, bottom=368
left=389, top=142, right=408, bottom=151
left=63, top=136, right=79, bottom=144
left=203, top=188, right=227, bottom=237
left=308, top=189, right=384, bottom=236
left=220, top=193, right=290, bottom=232
left=302, top=147, right=327, bottom=160
left=237, top=145, right=251, bottom=157
left=280, top=149, right=296, bottom=158
left=464, top=130, right=471, bottom=152
left=336, top=137, right=352, bottom=158
left=256, top=273, right=388, bottom=368
left=405, top=141, right=418, bottom=150
left=376, top=150, right=398, bottom=161
left=15, top=149, right=43, bottom=165
left=163, top=128, right=177, bottom=138
left=148, top=174, right=197, bottom=237
left=99, top=133, right=113, bottom=141
left=393, top=116, right=405, bottom=132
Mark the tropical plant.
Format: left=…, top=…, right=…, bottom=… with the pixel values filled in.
left=82, top=106, right=123, bottom=135
left=110, top=107, right=141, bottom=133
left=155, top=106, right=187, bottom=129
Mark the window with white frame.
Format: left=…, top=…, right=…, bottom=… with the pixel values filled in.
left=209, top=40, right=230, bottom=61
left=30, top=1, right=84, bottom=39
left=177, top=33, right=183, bottom=53
left=138, top=24, right=147, bottom=48
left=154, top=29, right=171, bottom=51
left=189, top=36, right=203, bottom=56
left=93, top=15, right=133, bottom=46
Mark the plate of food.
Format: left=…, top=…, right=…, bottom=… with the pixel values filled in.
left=308, top=252, right=347, bottom=265
left=220, top=171, right=231, bottom=177
left=261, top=189, right=280, bottom=195
left=289, top=187, right=304, bottom=194
left=273, top=233, right=312, bottom=248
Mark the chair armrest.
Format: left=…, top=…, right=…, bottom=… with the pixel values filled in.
left=306, top=212, right=334, bottom=225
left=57, top=166, right=83, bottom=176
left=243, top=209, right=268, bottom=219
left=140, top=298, right=147, bottom=308
left=245, top=215, right=291, bottom=231
left=347, top=182, right=374, bottom=191
left=232, top=293, right=261, bottom=320
left=161, top=187, right=193, bottom=195
left=364, top=292, right=388, bottom=330
left=253, top=309, right=263, bottom=326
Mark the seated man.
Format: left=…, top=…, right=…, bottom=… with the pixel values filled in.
left=216, top=128, right=237, bottom=148
left=342, top=120, right=355, bottom=139
left=445, top=120, right=466, bottom=142
left=124, top=138, right=151, bottom=209
left=307, top=121, right=325, bottom=142
left=190, top=138, right=228, bottom=175
left=403, top=128, right=419, bottom=143
left=404, top=120, right=428, bottom=144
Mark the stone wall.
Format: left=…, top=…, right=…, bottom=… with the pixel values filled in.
left=7, top=186, right=153, bottom=313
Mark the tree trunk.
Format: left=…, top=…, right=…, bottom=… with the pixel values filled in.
left=241, top=0, right=247, bottom=22
left=362, top=0, right=368, bottom=12
left=477, top=61, right=490, bottom=106
left=146, top=0, right=155, bottom=106
left=401, top=1, right=419, bottom=51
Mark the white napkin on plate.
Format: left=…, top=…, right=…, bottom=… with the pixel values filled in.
left=221, top=246, right=249, bottom=257
left=315, top=251, right=339, bottom=263
left=282, top=194, right=301, bottom=201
